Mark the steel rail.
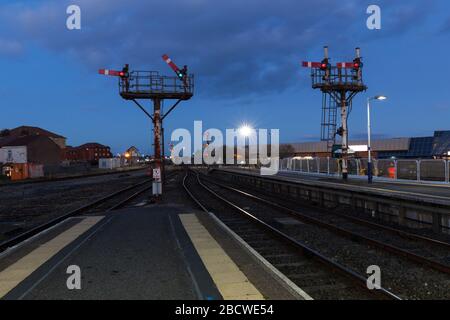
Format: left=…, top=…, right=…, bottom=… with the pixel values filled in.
left=183, top=170, right=400, bottom=300
left=200, top=172, right=450, bottom=275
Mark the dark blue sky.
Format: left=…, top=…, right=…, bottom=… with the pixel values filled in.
left=1, top=0, right=450, bottom=154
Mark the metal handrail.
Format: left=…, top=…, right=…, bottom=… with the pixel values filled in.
left=119, top=71, right=194, bottom=95
left=282, top=156, right=450, bottom=184
left=311, top=67, right=365, bottom=88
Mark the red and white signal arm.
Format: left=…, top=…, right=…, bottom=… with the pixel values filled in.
left=336, top=62, right=356, bottom=69
left=301, top=61, right=322, bottom=68
left=153, top=168, right=161, bottom=182
left=162, top=54, right=181, bottom=75
left=98, top=69, right=125, bottom=77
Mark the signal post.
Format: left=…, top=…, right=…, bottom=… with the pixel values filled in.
left=302, top=46, right=367, bottom=180
left=100, top=55, right=194, bottom=200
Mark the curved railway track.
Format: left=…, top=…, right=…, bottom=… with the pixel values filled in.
left=183, top=169, right=400, bottom=300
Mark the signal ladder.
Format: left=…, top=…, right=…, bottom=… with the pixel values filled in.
left=321, top=93, right=338, bottom=150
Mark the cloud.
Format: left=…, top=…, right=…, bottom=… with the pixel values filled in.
left=0, top=0, right=435, bottom=98
left=439, top=17, right=450, bottom=33
left=381, top=1, right=432, bottom=34
left=0, top=39, right=23, bottom=56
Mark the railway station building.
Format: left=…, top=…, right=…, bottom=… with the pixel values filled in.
left=284, top=130, right=450, bottom=160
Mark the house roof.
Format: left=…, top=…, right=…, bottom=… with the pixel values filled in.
left=0, top=135, right=56, bottom=147
left=77, top=143, right=110, bottom=149
left=0, top=136, right=19, bottom=147
left=9, top=126, right=66, bottom=139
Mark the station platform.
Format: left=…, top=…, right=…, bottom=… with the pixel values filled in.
left=278, top=171, right=450, bottom=198
left=0, top=204, right=300, bottom=300
left=216, top=168, right=450, bottom=205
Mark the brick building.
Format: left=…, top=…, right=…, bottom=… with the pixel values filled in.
left=63, top=143, right=112, bottom=163
left=0, top=135, right=60, bottom=180
left=0, top=135, right=61, bottom=166
left=4, top=126, right=66, bottom=149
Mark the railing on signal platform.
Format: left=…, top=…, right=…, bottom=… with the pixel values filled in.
left=119, top=71, right=194, bottom=95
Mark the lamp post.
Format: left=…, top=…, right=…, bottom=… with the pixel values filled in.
left=367, top=95, right=387, bottom=183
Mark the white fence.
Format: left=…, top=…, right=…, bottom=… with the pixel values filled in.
left=280, top=157, right=450, bottom=184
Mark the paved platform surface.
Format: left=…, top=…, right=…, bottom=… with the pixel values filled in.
left=278, top=171, right=450, bottom=198
left=0, top=204, right=297, bottom=300
left=0, top=206, right=222, bottom=300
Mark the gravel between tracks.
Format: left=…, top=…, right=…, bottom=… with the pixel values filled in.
left=200, top=174, right=450, bottom=299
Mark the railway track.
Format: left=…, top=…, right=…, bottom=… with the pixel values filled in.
left=203, top=172, right=450, bottom=274
left=198, top=169, right=450, bottom=299
left=0, top=179, right=153, bottom=254
left=183, top=169, right=400, bottom=300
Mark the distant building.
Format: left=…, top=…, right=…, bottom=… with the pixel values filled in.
left=0, top=135, right=59, bottom=180
left=0, top=135, right=61, bottom=165
left=283, top=130, right=450, bottom=159
left=63, top=143, right=112, bottom=163
left=2, top=125, right=67, bottom=149
left=124, top=146, right=141, bottom=165
left=125, top=146, right=140, bottom=157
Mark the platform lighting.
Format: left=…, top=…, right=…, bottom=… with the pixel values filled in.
left=367, top=95, right=388, bottom=184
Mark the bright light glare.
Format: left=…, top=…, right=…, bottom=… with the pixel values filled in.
left=374, top=95, right=387, bottom=100
left=238, top=125, right=253, bottom=137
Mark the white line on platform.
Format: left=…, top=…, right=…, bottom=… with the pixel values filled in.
left=180, top=214, right=264, bottom=300
left=0, top=216, right=104, bottom=298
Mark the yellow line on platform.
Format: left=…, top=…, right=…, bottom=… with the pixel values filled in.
left=0, top=216, right=104, bottom=298
left=179, top=214, right=264, bottom=300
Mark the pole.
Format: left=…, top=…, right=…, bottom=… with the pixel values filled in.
left=367, top=98, right=373, bottom=183
left=152, top=98, right=163, bottom=199
left=341, top=92, right=348, bottom=181
left=355, top=47, right=362, bottom=82
left=324, top=46, right=330, bottom=81
left=162, top=126, right=166, bottom=192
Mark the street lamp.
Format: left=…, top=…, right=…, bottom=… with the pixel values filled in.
left=367, top=95, right=387, bottom=183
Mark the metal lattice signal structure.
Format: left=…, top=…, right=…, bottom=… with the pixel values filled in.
left=302, top=46, right=367, bottom=180
left=99, top=55, right=194, bottom=200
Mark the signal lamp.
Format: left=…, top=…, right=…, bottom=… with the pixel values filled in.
left=353, top=58, right=362, bottom=70
left=320, top=59, right=331, bottom=71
